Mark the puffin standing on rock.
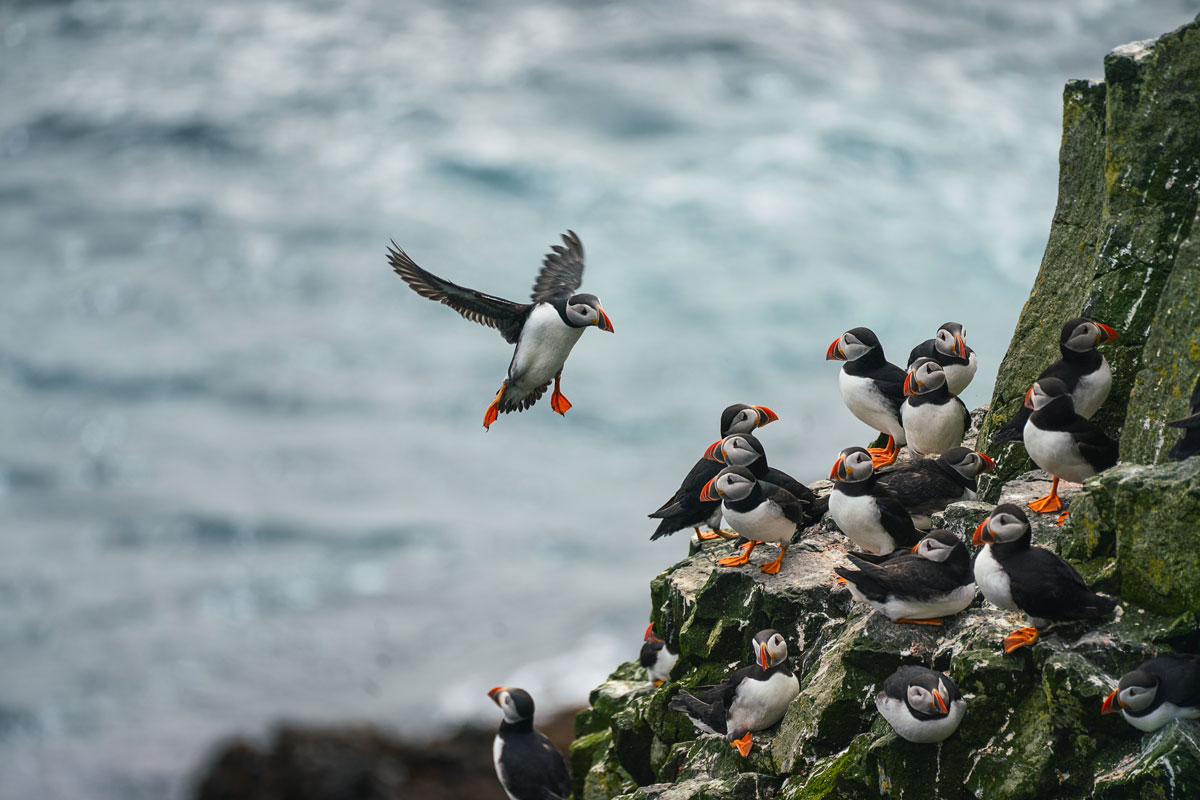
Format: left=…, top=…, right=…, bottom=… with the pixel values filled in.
left=487, top=687, right=571, bottom=800
left=900, top=358, right=971, bottom=456
left=668, top=630, right=799, bottom=756
left=908, top=322, right=977, bottom=396
left=877, top=447, right=995, bottom=529
left=972, top=504, right=1117, bottom=654
left=700, top=466, right=804, bottom=574
left=827, top=327, right=907, bottom=467
left=835, top=531, right=976, bottom=625
left=388, top=231, right=613, bottom=430
left=828, top=447, right=922, bottom=556
left=876, top=666, right=967, bottom=743
left=1102, top=655, right=1200, bottom=732
left=702, top=433, right=820, bottom=523
left=640, top=624, right=678, bottom=687
left=649, top=405, right=779, bottom=541
left=1022, top=377, right=1119, bottom=520
left=991, top=317, right=1117, bottom=445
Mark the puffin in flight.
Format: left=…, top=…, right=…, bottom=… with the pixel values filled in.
left=826, top=327, right=907, bottom=467
left=641, top=624, right=679, bottom=687
left=388, top=231, right=613, bottom=429
left=668, top=629, right=799, bottom=756
left=488, top=686, right=571, bottom=800
left=908, top=322, right=977, bottom=396
left=876, top=666, right=966, bottom=743
left=1102, top=655, right=1200, bottom=732
left=991, top=317, right=1117, bottom=446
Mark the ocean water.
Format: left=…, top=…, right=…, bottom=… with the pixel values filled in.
left=0, top=1, right=1193, bottom=797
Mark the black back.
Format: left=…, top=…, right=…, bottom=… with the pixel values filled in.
left=843, top=328, right=906, bottom=419
left=834, top=472, right=923, bottom=551
left=1123, top=656, right=1200, bottom=716
left=881, top=666, right=963, bottom=721
left=496, top=720, right=571, bottom=800
left=876, top=456, right=974, bottom=516
left=837, top=532, right=971, bottom=602
left=1027, top=393, right=1119, bottom=473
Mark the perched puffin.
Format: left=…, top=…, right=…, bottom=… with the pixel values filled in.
left=702, top=433, right=820, bottom=523
left=826, top=327, right=907, bottom=467
left=1022, top=377, right=1119, bottom=519
left=835, top=530, right=975, bottom=624
left=876, top=447, right=995, bottom=529
left=900, top=358, right=971, bottom=456
left=1168, top=374, right=1200, bottom=461
left=389, top=231, right=613, bottom=429
left=972, top=504, right=1117, bottom=653
left=649, top=405, right=779, bottom=541
left=487, top=686, right=571, bottom=800
left=908, top=322, right=977, bottom=396
left=876, top=666, right=966, bottom=743
left=668, top=629, right=799, bottom=756
left=828, top=447, right=922, bottom=555
left=700, top=466, right=804, bottom=574
left=991, top=317, right=1117, bottom=445
left=641, top=624, right=679, bottom=687
left=1102, top=655, right=1200, bottom=732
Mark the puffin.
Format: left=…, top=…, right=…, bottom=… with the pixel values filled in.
left=972, top=504, right=1117, bottom=654
left=835, top=530, right=976, bottom=625
left=700, top=466, right=804, bottom=574
left=876, top=447, right=995, bottom=529
left=1102, top=655, right=1200, bottom=732
left=991, top=317, right=1117, bottom=445
left=1168, top=374, right=1200, bottom=461
left=388, top=231, right=614, bottom=430
left=1022, top=377, right=1119, bottom=520
left=487, top=686, right=571, bottom=800
left=649, top=405, right=779, bottom=541
left=828, top=446, right=922, bottom=555
left=702, top=433, right=820, bottom=523
left=876, top=666, right=966, bottom=743
left=641, top=624, right=679, bottom=687
left=900, top=358, right=971, bottom=456
left=826, top=327, right=907, bottom=467
left=668, top=629, right=799, bottom=756
left=908, top=322, right=977, bottom=396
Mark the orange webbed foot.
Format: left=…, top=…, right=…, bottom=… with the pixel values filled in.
left=1055, top=511, right=1069, bottom=526
left=896, top=617, right=943, bottom=626
left=731, top=732, right=753, bottom=757
left=1002, top=626, right=1039, bottom=654
left=759, top=545, right=786, bottom=575
left=550, top=374, right=572, bottom=416
left=835, top=575, right=847, bottom=586
left=718, top=542, right=756, bottom=567
left=1027, top=494, right=1062, bottom=513
left=653, top=679, right=664, bottom=687
left=696, top=528, right=722, bottom=541
left=483, top=385, right=506, bottom=430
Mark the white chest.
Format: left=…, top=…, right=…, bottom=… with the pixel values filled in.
left=901, top=400, right=965, bottom=456
left=944, top=352, right=977, bottom=395
left=1073, top=358, right=1111, bottom=419
left=973, top=546, right=1017, bottom=611
left=839, top=370, right=904, bottom=440
left=723, top=500, right=795, bottom=544
left=492, top=735, right=517, bottom=800
left=877, top=582, right=977, bottom=621
left=726, top=671, right=800, bottom=736
left=1023, top=421, right=1096, bottom=483
left=876, top=694, right=967, bottom=743
left=649, top=648, right=678, bottom=684
left=829, top=490, right=894, bottom=554
left=1123, top=702, right=1200, bottom=733
left=509, top=304, right=585, bottom=387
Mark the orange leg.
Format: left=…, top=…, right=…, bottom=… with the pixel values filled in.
left=550, top=373, right=572, bottom=415
left=696, top=526, right=720, bottom=541
left=1027, top=477, right=1062, bottom=513
left=1002, top=626, right=1039, bottom=654
left=760, top=545, right=787, bottom=575
left=731, top=732, right=753, bottom=757
left=866, top=436, right=898, bottom=468
left=835, top=575, right=847, bottom=586
left=718, top=541, right=757, bottom=567
left=652, top=680, right=664, bottom=688
left=483, top=384, right=506, bottom=430
left=1055, top=511, right=1070, bottom=526
left=896, top=617, right=943, bottom=626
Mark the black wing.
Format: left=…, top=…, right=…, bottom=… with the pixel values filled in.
left=763, top=467, right=816, bottom=507
left=648, top=459, right=723, bottom=540
left=1067, top=418, right=1119, bottom=472
left=388, top=241, right=531, bottom=344
left=876, top=492, right=922, bottom=550
left=956, top=397, right=971, bottom=433
left=530, top=230, right=586, bottom=303
left=764, top=485, right=806, bottom=528
left=1148, top=656, right=1200, bottom=709
left=875, top=362, right=907, bottom=417
left=1007, top=548, right=1116, bottom=621
left=847, top=554, right=967, bottom=600
left=908, top=339, right=936, bottom=367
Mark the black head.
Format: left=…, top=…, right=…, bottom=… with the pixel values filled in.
left=913, top=530, right=967, bottom=563
left=972, top=503, right=1031, bottom=546
left=1113, top=669, right=1160, bottom=713
left=563, top=293, right=614, bottom=332
left=1060, top=317, right=1117, bottom=353
left=934, top=322, right=969, bottom=359
left=488, top=686, right=535, bottom=723
left=700, top=465, right=757, bottom=502
left=827, top=327, right=882, bottom=362
left=720, top=404, right=779, bottom=436
left=904, top=357, right=947, bottom=396
left=939, top=447, right=995, bottom=479
left=751, top=629, right=789, bottom=669
left=1025, top=377, right=1074, bottom=413
left=830, top=446, right=874, bottom=483
left=903, top=670, right=953, bottom=718
left=704, top=433, right=767, bottom=469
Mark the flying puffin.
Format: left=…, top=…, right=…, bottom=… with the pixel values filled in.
left=876, top=666, right=966, bottom=743
left=900, top=358, right=971, bottom=456
left=828, top=446, right=922, bottom=555
left=876, top=447, right=995, bottom=529
left=991, top=317, right=1117, bottom=445
left=1102, top=655, right=1200, bottom=732
left=700, top=466, right=805, bottom=574
left=1168, top=374, right=1200, bottom=461
left=641, top=624, right=679, bottom=687
left=826, top=327, right=907, bottom=467
left=388, top=231, right=613, bottom=430
left=972, top=504, right=1117, bottom=654
left=908, top=322, right=977, bottom=396
left=649, top=405, right=779, bottom=541
left=1022, top=377, right=1119, bottom=520
left=487, top=686, right=571, bottom=800
left=702, top=433, right=821, bottom=523
left=668, top=629, right=799, bottom=756
left=835, top=530, right=976, bottom=625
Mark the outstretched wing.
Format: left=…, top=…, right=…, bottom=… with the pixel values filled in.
left=388, top=241, right=531, bottom=344
left=531, top=230, right=586, bottom=303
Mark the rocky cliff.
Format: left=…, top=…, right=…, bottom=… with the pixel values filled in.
left=569, top=15, right=1200, bottom=800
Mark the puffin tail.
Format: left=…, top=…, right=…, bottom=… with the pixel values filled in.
left=649, top=516, right=683, bottom=541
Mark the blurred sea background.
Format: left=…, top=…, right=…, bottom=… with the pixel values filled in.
left=1, top=0, right=1195, bottom=798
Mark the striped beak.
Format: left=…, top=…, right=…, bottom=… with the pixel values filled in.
left=644, top=623, right=661, bottom=643
left=1023, top=386, right=1035, bottom=409
left=1101, top=689, right=1121, bottom=714
left=829, top=456, right=845, bottom=482
left=977, top=453, right=996, bottom=472
left=596, top=307, right=615, bottom=333
left=759, top=647, right=770, bottom=670
left=703, top=440, right=725, bottom=462
left=488, top=686, right=505, bottom=704
left=754, top=406, right=779, bottom=426
left=1096, top=323, right=1117, bottom=344
left=972, top=518, right=992, bottom=546
left=826, top=338, right=845, bottom=361
left=700, top=477, right=720, bottom=502
left=932, top=690, right=949, bottom=715
left=955, top=332, right=968, bottom=359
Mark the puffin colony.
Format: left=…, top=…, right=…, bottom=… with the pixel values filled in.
left=390, top=232, right=1200, bottom=797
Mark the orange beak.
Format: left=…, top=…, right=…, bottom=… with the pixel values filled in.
left=954, top=332, right=968, bottom=359
left=759, top=647, right=770, bottom=670
left=903, top=373, right=915, bottom=396
left=826, top=338, right=845, bottom=361
left=829, top=456, right=845, bottom=481
left=596, top=307, right=614, bottom=333
left=703, top=440, right=725, bottom=462
left=754, top=406, right=779, bottom=426
left=644, top=623, right=661, bottom=643
left=912, top=542, right=921, bottom=552
left=1101, top=689, right=1121, bottom=714
left=972, top=518, right=991, bottom=546
left=1023, top=386, right=1035, bottom=409
left=978, top=453, right=996, bottom=472
left=1096, top=323, right=1117, bottom=344
left=932, top=690, right=948, bottom=715
left=700, top=477, right=719, bottom=502
left=488, top=686, right=505, bottom=703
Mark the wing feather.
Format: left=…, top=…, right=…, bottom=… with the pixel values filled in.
left=530, top=230, right=586, bottom=303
